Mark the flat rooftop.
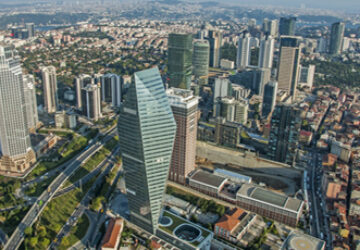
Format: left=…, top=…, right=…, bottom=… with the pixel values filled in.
left=237, top=184, right=303, bottom=213
left=282, top=231, right=326, bottom=250
left=190, top=170, right=227, bottom=188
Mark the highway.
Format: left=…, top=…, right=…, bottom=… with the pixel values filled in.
left=49, top=146, right=120, bottom=249
left=3, top=128, right=117, bottom=250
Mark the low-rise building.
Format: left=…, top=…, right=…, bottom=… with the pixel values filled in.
left=236, top=184, right=303, bottom=227
left=101, top=218, right=124, bottom=250
left=281, top=231, right=326, bottom=250
left=188, top=170, right=227, bottom=197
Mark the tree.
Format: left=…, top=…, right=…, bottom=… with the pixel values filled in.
left=24, top=227, right=32, bottom=236
left=29, top=237, right=38, bottom=248
left=39, top=238, right=50, bottom=248
left=38, top=226, right=47, bottom=238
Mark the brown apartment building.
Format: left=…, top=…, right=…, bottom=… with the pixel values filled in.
left=166, top=88, right=199, bottom=184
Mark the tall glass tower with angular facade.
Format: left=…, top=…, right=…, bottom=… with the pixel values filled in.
left=329, top=22, right=345, bottom=55
left=118, top=67, right=176, bottom=234
left=167, top=33, right=193, bottom=89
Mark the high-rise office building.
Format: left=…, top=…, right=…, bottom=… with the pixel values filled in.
left=262, top=81, right=278, bottom=118
left=236, top=32, right=251, bottom=69
left=277, top=36, right=301, bottom=100
left=193, top=40, right=210, bottom=85
left=279, top=17, right=296, bottom=36
left=213, top=77, right=232, bottom=102
left=214, top=97, right=248, bottom=125
left=166, top=88, right=198, bottom=184
left=41, top=66, right=58, bottom=113
left=207, top=30, right=222, bottom=68
left=329, top=22, right=345, bottom=55
left=252, top=68, right=271, bottom=96
left=0, top=46, right=36, bottom=174
left=118, top=67, right=176, bottom=234
left=81, top=84, right=101, bottom=121
left=100, top=73, right=121, bottom=107
left=258, top=35, right=274, bottom=68
left=23, top=74, right=39, bottom=132
left=298, top=65, right=315, bottom=89
left=75, top=74, right=93, bottom=109
left=267, top=104, right=301, bottom=165
left=317, top=37, right=328, bottom=53
left=262, top=18, right=278, bottom=37
left=168, top=33, right=193, bottom=89
left=25, top=23, right=35, bottom=38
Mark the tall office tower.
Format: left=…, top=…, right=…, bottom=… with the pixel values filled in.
left=207, top=30, right=222, bottom=68
left=81, top=84, right=101, bottom=121
left=317, top=37, right=328, bottom=53
left=166, top=88, right=198, bottom=184
left=167, top=33, right=193, bottom=89
left=262, top=81, right=278, bottom=118
left=267, top=104, right=301, bottom=165
left=100, top=73, right=121, bottom=107
left=258, top=35, right=275, bottom=68
left=298, top=65, right=315, bottom=89
left=118, top=67, right=176, bottom=234
left=252, top=68, right=271, bottom=96
left=41, top=66, right=58, bottom=113
left=277, top=36, right=301, bottom=100
left=279, top=17, right=296, bottom=36
left=75, top=74, right=92, bottom=109
left=236, top=32, right=251, bottom=69
left=214, top=97, right=248, bottom=125
left=263, top=19, right=278, bottom=37
left=25, top=23, right=35, bottom=38
left=213, top=77, right=232, bottom=102
left=23, top=75, right=39, bottom=132
left=329, top=22, right=345, bottom=55
left=193, top=40, right=210, bottom=85
left=0, top=46, right=36, bottom=174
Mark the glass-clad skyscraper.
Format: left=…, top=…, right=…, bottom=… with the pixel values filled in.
left=118, top=67, right=176, bottom=234
left=329, top=22, right=345, bottom=55
left=168, top=33, right=193, bottom=90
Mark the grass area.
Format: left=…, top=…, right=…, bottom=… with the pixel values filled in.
left=26, top=135, right=88, bottom=181
left=104, top=136, right=119, bottom=152
left=58, top=213, right=89, bottom=250
left=24, top=177, right=96, bottom=250
left=24, top=176, right=56, bottom=197
left=0, top=207, right=30, bottom=235
left=90, top=164, right=120, bottom=211
left=64, top=147, right=110, bottom=187
left=38, top=129, right=74, bottom=138
left=0, top=176, right=23, bottom=209
left=166, top=186, right=226, bottom=217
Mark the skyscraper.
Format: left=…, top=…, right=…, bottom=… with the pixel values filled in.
left=213, top=77, right=232, bottom=102
left=267, top=103, right=301, bottom=165
left=262, top=18, right=278, bottom=37
left=25, top=23, right=35, bottom=38
left=258, top=35, right=274, bottom=68
left=193, top=40, right=210, bottom=85
left=214, top=97, right=248, bottom=125
left=41, top=66, right=58, bottom=113
left=75, top=74, right=93, bottom=109
left=262, top=81, right=278, bottom=118
left=279, top=17, right=296, bottom=36
left=298, top=65, right=315, bottom=89
left=329, top=22, right=345, bottom=55
left=236, top=32, right=251, bottom=69
left=100, top=73, right=122, bottom=107
left=207, top=30, right=222, bottom=68
left=277, top=36, right=301, bottom=100
left=166, top=88, right=198, bottom=184
left=168, top=33, right=193, bottom=89
left=23, top=74, right=39, bottom=132
left=81, top=84, right=101, bottom=121
left=0, top=46, right=36, bottom=174
left=252, top=68, right=271, bottom=96
left=118, top=67, right=176, bottom=234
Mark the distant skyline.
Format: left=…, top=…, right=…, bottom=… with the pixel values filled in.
left=0, top=0, right=358, bottom=12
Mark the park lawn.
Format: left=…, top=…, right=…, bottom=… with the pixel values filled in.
left=58, top=213, right=89, bottom=250
left=32, top=178, right=95, bottom=249
left=0, top=177, right=23, bottom=209
left=64, top=147, right=110, bottom=187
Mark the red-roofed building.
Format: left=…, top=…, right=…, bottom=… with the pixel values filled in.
left=299, top=130, right=313, bottom=145
left=101, top=218, right=124, bottom=250
left=214, top=208, right=256, bottom=243
left=326, top=182, right=342, bottom=200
